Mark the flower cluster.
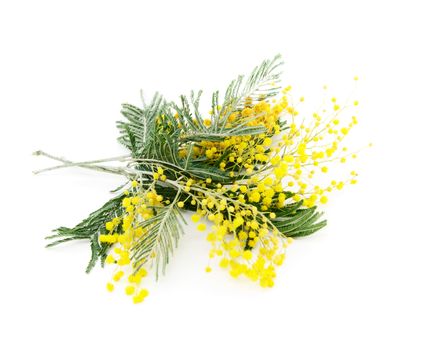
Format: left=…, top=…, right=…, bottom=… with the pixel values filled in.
left=98, top=84, right=364, bottom=302
left=36, top=55, right=367, bottom=304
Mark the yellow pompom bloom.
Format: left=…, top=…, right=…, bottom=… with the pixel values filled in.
left=113, top=270, right=124, bottom=282
left=219, top=258, right=229, bottom=268
left=243, top=250, right=253, bottom=260
left=125, top=285, right=135, bottom=296
left=197, top=223, right=207, bottom=232
left=122, top=197, right=131, bottom=207
left=248, top=191, right=261, bottom=203
left=139, top=289, right=149, bottom=298
left=133, top=289, right=149, bottom=304
left=133, top=295, right=144, bottom=304
left=263, top=138, right=272, bottom=147
left=336, top=182, right=344, bottom=190
left=264, top=177, right=274, bottom=186
left=250, top=220, right=259, bottom=230
left=105, top=255, right=115, bottom=264
left=106, top=282, right=114, bottom=292
left=105, top=221, right=114, bottom=231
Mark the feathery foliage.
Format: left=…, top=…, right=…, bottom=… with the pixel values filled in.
left=46, top=194, right=125, bottom=272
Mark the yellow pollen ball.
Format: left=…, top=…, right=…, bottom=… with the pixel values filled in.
left=105, top=255, right=115, bottom=264
left=125, top=285, right=135, bottom=296
left=113, top=271, right=124, bottom=281
left=197, top=223, right=207, bottom=231
left=243, top=250, right=253, bottom=260
left=140, top=289, right=149, bottom=298
left=263, top=138, right=272, bottom=147
left=105, top=222, right=114, bottom=231
left=133, top=295, right=144, bottom=304
left=219, top=258, right=229, bottom=268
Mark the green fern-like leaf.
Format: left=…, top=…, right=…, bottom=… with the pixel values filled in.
left=271, top=205, right=327, bottom=238
left=131, top=202, right=185, bottom=279
left=46, top=194, right=125, bottom=272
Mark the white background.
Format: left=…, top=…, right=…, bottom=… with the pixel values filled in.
left=1, top=1, right=430, bottom=349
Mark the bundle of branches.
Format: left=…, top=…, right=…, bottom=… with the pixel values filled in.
left=35, top=55, right=361, bottom=303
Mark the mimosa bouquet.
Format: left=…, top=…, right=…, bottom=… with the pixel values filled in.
left=34, top=55, right=364, bottom=303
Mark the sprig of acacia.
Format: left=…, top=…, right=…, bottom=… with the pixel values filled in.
left=34, top=55, right=364, bottom=303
